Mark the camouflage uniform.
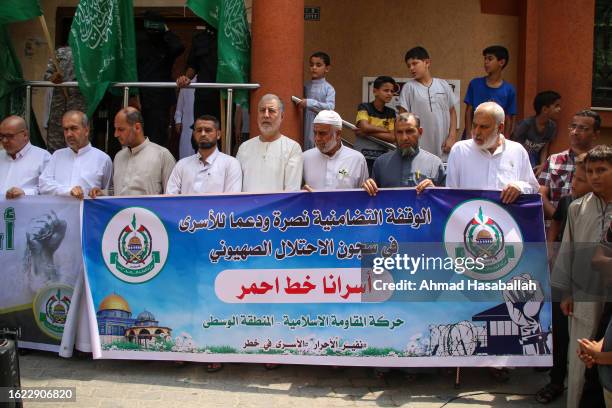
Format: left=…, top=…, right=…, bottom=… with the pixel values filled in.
left=43, top=46, right=87, bottom=153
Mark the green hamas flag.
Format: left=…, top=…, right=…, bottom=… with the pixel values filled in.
left=0, top=0, right=41, bottom=109
left=0, top=26, right=23, bottom=118
left=0, top=26, right=45, bottom=148
left=0, top=0, right=42, bottom=25
left=187, top=0, right=251, bottom=105
left=69, top=0, right=138, bottom=117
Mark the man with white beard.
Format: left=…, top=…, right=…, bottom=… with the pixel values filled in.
left=445, top=101, right=539, bottom=382
left=236, top=94, right=303, bottom=192
left=303, top=110, right=368, bottom=190
left=446, top=101, right=539, bottom=203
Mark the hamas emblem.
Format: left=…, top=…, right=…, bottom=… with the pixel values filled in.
left=464, top=207, right=505, bottom=261
left=444, top=200, right=523, bottom=280
left=102, top=207, right=168, bottom=284
left=33, top=285, right=73, bottom=340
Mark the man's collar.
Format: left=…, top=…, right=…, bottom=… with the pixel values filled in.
left=198, top=147, right=219, bottom=165
left=591, top=191, right=612, bottom=206
left=11, top=142, right=32, bottom=160
left=490, top=135, right=506, bottom=156
left=71, top=143, right=92, bottom=156
left=258, top=134, right=282, bottom=143
left=129, top=138, right=149, bottom=154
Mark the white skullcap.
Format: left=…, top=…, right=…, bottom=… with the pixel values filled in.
left=313, top=110, right=343, bottom=129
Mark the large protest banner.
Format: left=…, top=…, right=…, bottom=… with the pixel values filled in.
left=0, top=196, right=81, bottom=351
left=82, top=189, right=552, bottom=366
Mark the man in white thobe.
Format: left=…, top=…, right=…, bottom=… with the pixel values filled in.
left=445, top=101, right=539, bottom=382
left=446, top=101, right=539, bottom=203
left=39, top=110, right=112, bottom=199
left=0, top=115, right=50, bottom=199
left=167, top=115, right=242, bottom=194
left=174, top=75, right=196, bottom=159
left=236, top=94, right=303, bottom=192
left=90, top=107, right=176, bottom=197
left=303, top=110, right=367, bottom=190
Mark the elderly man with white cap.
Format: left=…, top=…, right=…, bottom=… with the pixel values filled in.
left=303, top=110, right=368, bottom=191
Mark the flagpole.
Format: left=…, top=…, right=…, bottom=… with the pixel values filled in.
left=38, top=15, right=68, bottom=99
left=220, top=97, right=227, bottom=154
left=225, top=88, right=234, bottom=156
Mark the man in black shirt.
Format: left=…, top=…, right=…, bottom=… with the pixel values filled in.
left=136, top=11, right=185, bottom=147
left=176, top=25, right=220, bottom=121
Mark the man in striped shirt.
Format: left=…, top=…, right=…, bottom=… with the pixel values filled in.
left=538, top=110, right=600, bottom=218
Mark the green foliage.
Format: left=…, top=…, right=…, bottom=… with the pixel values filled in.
left=206, top=345, right=238, bottom=353
left=324, top=349, right=353, bottom=356
left=102, top=340, right=141, bottom=350
left=358, top=347, right=401, bottom=356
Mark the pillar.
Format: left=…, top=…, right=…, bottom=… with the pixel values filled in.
left=517, top=0, right=538, bottom=121
left=250, top=0, right=305, bottom=145
left=518, top=0, right=597, bottom=153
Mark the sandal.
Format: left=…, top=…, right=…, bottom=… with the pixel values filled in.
left=264, top=363, right=280, bottom=370
left=489, top=367, right=510, bottom=383
left=206, top=363, right=223, bottom=373
left=374, top=368, right=389, bottom=379
left=535, top=383, right=564, bottom=404
left=404, top=373, right=418, bottom=383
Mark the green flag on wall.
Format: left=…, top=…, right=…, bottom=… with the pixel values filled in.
left=0, top=0, right=42, bottom=25
left=0, top=0, right=41, bottom=112
left=68, top=0, right=138, bottom=117
left=0, top=26, right=45, bottom=148
left=187, top=0, right=251, bottom=105
left=0, top=26, right=23, bottom=119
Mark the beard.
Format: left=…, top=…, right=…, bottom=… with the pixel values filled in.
left=259, top=122, right=280, bottom=138
left=400, top=145, right=418, bottom=158
left=479, top=134, right=499, bottom=152
left=198, top=140, right=216, bottom=149
left=318, top=138, right=338, bottom=154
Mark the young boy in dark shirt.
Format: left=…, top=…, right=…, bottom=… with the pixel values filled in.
left=513, top=91, right=561, bottom=174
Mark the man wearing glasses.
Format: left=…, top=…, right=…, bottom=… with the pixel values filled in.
left=0, top=116, right=51, bottom=199
left=539, top=110, right=600, bottom=219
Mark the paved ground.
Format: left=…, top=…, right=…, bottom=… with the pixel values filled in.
left=18, top=351, right=565, bottom=407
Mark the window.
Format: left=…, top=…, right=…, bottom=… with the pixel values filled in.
left=593, top=0, right=612, bottom=107
left=489, top=320, right=519, bottom=336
